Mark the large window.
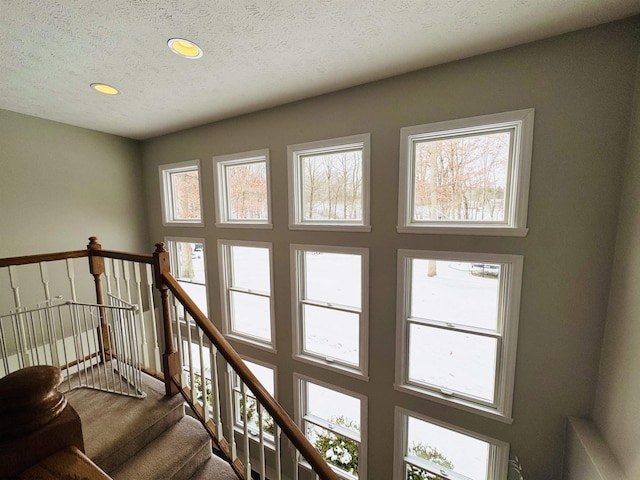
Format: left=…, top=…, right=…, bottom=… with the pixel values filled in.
left=232, top=358, right=276, bottom=444
left=166, top=238, right=208, bottom=316
left=395, top=250, right=523, bottom=421
left=296, top=375, right=367, bottom=480
left=218, top=240, right=275, bottom=350
left=394, top=408, right=509, bottom=480
left=291, top=245, right=369, bottom=378
left=288, top=134, right=371, bottom=232
left=398, top=109, right=534, bottom=236
left=159, top=160, right=204, bottom=226
left=213, top=149, right=272, bottom=228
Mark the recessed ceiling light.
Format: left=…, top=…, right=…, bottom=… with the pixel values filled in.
left=90, top=83, right=119, bottom=95
left=168, top=38, right=203, bottom=59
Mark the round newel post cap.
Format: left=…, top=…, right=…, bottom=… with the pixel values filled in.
left=0, top=366, right=67, bottom=440
left=155, top=242, right=167, bottom=253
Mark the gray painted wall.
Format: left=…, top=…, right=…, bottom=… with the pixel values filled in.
left=593, top=50, right=640, bottom=478
left=0, top=109, right=149, bottom=256
left=140, top=18, right=637, bottom=480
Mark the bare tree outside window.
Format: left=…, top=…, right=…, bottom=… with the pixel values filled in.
left=171, top=170, right=201, bottom=220
left=226, top=161, right=268, bottom=220
left=412, top=131, right=510, bottom=223
left=302, top=149, right=363, bottom=221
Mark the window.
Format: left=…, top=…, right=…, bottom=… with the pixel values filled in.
left=213, top=149, right=272, bottom=228
left=291, top=245, right=369, bottom=378
left=395, top=250, right=523, bottom=421
left=394, top=408, right=509, bottom=480
left=159, top=160, right=204, bottom=226
left=166, top=238, right=208, bottom=316
left=218, top=240, right=275, bottom=350
left=288, top=134, right=371, bottom=232
left=295, top=375, right=367, bottom=480
left=232, top=358, right=276, bottom=444
left=398, top=109, right=534, bottom=236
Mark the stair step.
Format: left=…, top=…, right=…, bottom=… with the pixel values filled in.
left=66, top=372, right=185, bottom=473
left=111, top=416, right=212, bottom=480
left=189, top=453, right=238, bottom=480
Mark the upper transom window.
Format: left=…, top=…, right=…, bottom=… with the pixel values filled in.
left=213, top=149, right=272, bottom=228
left=398, top=109, right=534, bottom=236
left=159, top=159, right=204, bottom=226
left=288, top=134, right=371, bottom=232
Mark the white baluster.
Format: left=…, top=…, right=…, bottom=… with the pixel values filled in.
left=134, top=263, right=149, bottom=368
left=241, top=381, right=252, bottom=477
left=257, top=403, right=266, bottom=480
left=122, top=261, right=132, bottom=303
left=113, top=260, right=122, bottom=299
left=226, top=365, right=238, bottom=462
left=274, top=425, right=282, bottom=480
left=104, top=259, right=113, bottom=295
left=185, top=312, right=195, bottom=396
left=210, top=345, right=224, bottom=440
left=198, top=329, right=209, bottom=422
left=8, top=266, right=21, bottom=308
left=66, top=259, right=77, bottom=302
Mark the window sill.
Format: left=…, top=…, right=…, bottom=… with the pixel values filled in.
left=394, top=383, right=513, bottom=424
left=293, top=354, right=369, bottom=381
left=215, top=222, right=273, bottom=229
left=225, top=333, right=276, bottom=353
left=163, top=221, right=205, bottom=227
left=396, top=225, right=528, bottom=237
left=289, top=224, right=372, bottom=233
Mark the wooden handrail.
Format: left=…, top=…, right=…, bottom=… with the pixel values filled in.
left=0, top=250, right=88, bottom=268
left=93, top=249, right=153, bottom=264
left=162, top=272, right=339, bottom=480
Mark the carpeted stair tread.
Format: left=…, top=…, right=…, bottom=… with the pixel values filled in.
left=188, top=453, right=238, bottom=480
left=111, top=415, right=212, bottom=480
left=66, top=372, right=184, bottom=473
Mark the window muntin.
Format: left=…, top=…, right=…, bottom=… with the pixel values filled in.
left=398, top=109, right=534, bottom=236
left=166, top=238, right=208, bottom=316
left=396, top=250, right=523, bottom=421
left=160, top=160, right=203, bottom=225
left=213, top=150, right=272, bottom=228
left=297, top=376, right=365, bottom=479
left=288, top=134, right=371, bottom=231
left=291, top=245, right=369, bottom=377
left=232, top=359, right=276, bottom=442
left=219, top=240, right=275, bottom=350
left=394, top=408, right=509, bottom=480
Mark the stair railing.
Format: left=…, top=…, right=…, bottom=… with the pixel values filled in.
left=0, top=238, right=338, bottom=480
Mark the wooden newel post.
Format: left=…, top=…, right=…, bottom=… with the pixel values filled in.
left=87, top=237, right=110, bottom=361
left=153, top=242, right=180, bottom=396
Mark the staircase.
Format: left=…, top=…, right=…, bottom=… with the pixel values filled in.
left=66, top=372, right=237, bottom=480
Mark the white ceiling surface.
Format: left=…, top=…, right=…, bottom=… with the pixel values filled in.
left=1, top=1, right=639, bottom=140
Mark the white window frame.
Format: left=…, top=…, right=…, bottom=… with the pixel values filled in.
left=231, top=356, right=278, bottom=449
left=159, top=159, right=204, bottom=226
left=393, top=407, right=509, bottom=480
left=213, top=149, right=273, bottom=229
left=294, top=374, right=368, bottom=480
left=218, top=239, right=276, bottom=352
left=165, top=236, right=208, bottom=317
left=397, top=109, right=534, bottom=236
left=394, top=249, right=523, bottom=423
left=288, top=133, right=371, bottom=232
left=290, top=244, right=369, bottom=379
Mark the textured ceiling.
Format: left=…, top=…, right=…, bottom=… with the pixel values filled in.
left=1, top=1, right=639, bottom=140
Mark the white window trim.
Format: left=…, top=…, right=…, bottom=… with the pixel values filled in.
left=218, top=239, right=276, bottom=352
left=393, top=407, right=509, bottom=480
left=394, top=249, right=523, bottom=423
left=165, top=236, right=209, bottom=317
left=397, top=109, right=534, bottom=236
left=232, top=355, right=278, bottom=450
left=288, top=133, right=372, bottom=232
left=290, top=244, right=369, bottom=380
left=294, top=373, right=368, bottom=480
left=213, top=149, right=273, bottom=229
left=159, top=159, right=205, bottom=226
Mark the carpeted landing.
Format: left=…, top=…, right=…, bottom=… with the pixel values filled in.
left=66, top=373, right=237, bottom=480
